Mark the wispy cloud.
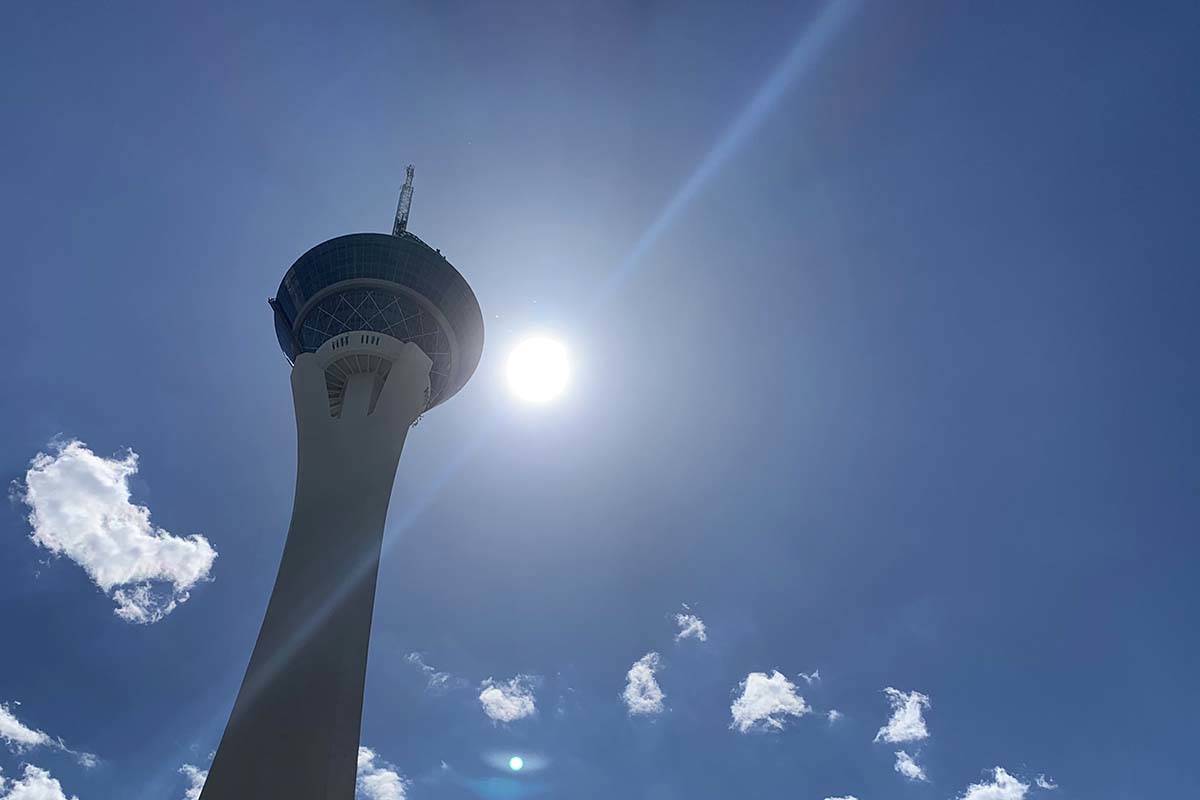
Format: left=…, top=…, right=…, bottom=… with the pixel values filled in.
left=0, top=703, right=51, bottom=751
left=825, top=796, right=859, bottom=800
left=960, top=767, right=1029, bottom=800
left=479, top=676, right=537, bottom=723
left=673, top=605, right=707, bottom=642
left=0, top=702, right=96, bottom=768
left=357, top=747, right=409, bottom=800
left=404, top=653, right=466, bottom=692
left=0, top=765, right=78, bottom=800
left=894, top=750, right=928, bottom=781
left=622, top=652, right=665, bottom=716
left=730, top=670, right=811, bottom=733
left=827, top=709, right=843, bottom=723
left=179, top=764, right=207, bottom=800
left=798, top=669, right=821, bottom=684
left=17, top=439, right=217, bottom=623
left=1035, top=775, right=1058, bottom=790
left=875, top=687, right=931, bottom=743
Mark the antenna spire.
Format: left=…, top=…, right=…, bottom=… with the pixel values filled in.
left=392, top=165, right=415, bottom=235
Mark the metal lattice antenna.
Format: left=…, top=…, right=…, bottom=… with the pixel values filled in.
left=392, top=164, right=415, bottom=235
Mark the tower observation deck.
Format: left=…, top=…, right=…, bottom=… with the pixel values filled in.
left=200, top=168, right=483, bottom=800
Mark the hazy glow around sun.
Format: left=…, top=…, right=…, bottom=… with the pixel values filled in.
left=509, top=756, right=524, bottom=771
left=507, top=336, right=569, bottom=402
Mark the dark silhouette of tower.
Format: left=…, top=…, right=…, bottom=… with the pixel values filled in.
left=200, top=168, right=483, bottom=799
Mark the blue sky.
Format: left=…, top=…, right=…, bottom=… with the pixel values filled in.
left=2, top=1, right=1199, bottom=798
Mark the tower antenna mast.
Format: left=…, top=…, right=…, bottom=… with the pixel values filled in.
left=392, top=164, right=415, bottom=235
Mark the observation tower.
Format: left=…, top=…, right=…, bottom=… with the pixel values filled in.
left=200, top=167, right=483, bottom=799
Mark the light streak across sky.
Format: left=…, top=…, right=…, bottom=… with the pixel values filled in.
left=594, top=0, right=861, bottom=305
left=197, top=0, right=861, bottom=771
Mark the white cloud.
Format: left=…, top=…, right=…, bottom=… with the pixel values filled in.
left=0, top=704, right=51, bottom=751
left=357, top=747, right=408, bottom=800
left=673, top=608, right=707, bottom=642
left=1035, top=775, right=1057, bottom=790
left=18, top=439, right=217, bottom=624
left=729, top=670, right=811, bottom=733
left=0, top=765, right=78, bottom=800
left=479, top=675, right=537, bottom=723
left=404, top=653, right=465, bottom=692
left=874, top=687, right=931, bottom=743
left=825, top=796, right=858, bottom=800
left=0, top=703, right=94, bottom=769
left=179, top=765, right=206, bottom=800
left=622, top=652, right=665, bottom=716
left=827, top=709, right=843, bottom=723
left=894, top=750, right=928, bottom=781
left=960, top=767, right=1029, bottom=800
left=798, top=669, right=820, bottom=684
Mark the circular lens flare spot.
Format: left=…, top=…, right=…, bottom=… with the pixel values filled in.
left=506, top=337, right=569, bottom=403
left=509, top=756, right=524, bottom=772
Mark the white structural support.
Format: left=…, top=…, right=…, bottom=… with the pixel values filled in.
left=200, top=332, right=431, bottom=800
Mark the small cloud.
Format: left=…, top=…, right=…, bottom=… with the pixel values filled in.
left=825, top=796, right=859, bottom=800
left=357, top=747, right=409, bottom=800
left=404, top=653, right=466, bottom=692
left=479, top=676, right=537, bottom=723
left=729, top=670, right=811, bottom=733
left=1035, top=775, right=1057, bottom=790
left=0, top=765, right=78, bottom=800
left=0, top=703, right=52, bottom=751
left=960, top=767, right=1029, bottom=800
left=179, top=764, right=207, bottom=800
left=827, top=709, right=843, bottom=723
left=17, top=439, right=217, bottom=623
left=622, top=652, right=665, bottom=716
left=798, top=669, right=821, bottom=684
left=894, top=750, right=928, bottom=782
left=875, top=687, right=931, bottom=743
left=0, top=702, right=94, bottom=767
left=673, top=607, right=707, bottom=642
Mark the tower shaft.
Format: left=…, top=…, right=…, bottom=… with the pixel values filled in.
left=200, top=337, right=432, bottom=800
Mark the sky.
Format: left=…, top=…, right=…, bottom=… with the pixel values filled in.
left=1, top=1, right=1199, bottom=798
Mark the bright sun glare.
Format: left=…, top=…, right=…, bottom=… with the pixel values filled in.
left=506, top=337, right=569, bottom=403
left=509, top=756, right=524, bottom=771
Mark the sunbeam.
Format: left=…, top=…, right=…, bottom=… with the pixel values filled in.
left=594, top=0, right=861, bottom=305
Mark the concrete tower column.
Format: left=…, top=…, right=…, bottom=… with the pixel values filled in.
left=200, top=334, right=431, bottom=799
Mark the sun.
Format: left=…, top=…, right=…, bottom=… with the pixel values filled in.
left=506, top=336, right=569, bottom=403
left=508, top=755, right=524, bottom=771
